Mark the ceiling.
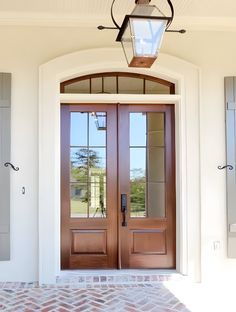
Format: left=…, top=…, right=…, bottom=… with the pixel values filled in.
left=0, top=0, right=235, bottom=30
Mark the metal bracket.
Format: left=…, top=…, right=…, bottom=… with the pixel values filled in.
left=4, top=162, right=19, bottom=171
left=217, top=165, right=233, bottom=170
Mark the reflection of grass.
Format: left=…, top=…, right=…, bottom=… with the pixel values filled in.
left=131, top=206, right=146, bottom=217
left=71, top=200, right=144, bottom=217
left=70, top=200, right=105, bottom=217
left=71, top=200, right=87, bottom=213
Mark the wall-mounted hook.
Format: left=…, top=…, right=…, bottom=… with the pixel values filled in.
left=217, top=165, right=233, bottom=170
left=4, top=162, right=19, bottom=171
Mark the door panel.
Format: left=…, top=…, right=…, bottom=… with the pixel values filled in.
left=61, top=104, right=118, bottom=269
left=61, top=104, right=175, bottom=269
left=119, top=105, right=175, bottom=268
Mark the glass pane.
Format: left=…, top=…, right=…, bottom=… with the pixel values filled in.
left=130, top=111, right=166, bottom=219
left=89, top=112, right=106, bottom=146
left=130, top=148, right=146, bottom=183
left=148, top=113, right=164, bottom=130
left=130, top=148, right=146, bottom=217
left=147, top=113, right=165, bottom=147
left=91, top=78, right=102, bottom=93
left=147, top=182, right=165, bottom=218
left=70, top=112, right=87, bottom=146
left=130, top=182, right=146, bottom=217
left=119, top=77, right=143, bottom=94
left=89, top=182, right=106, bottom=218
left=130, top=113, right=146, bottom=146
left=70, top=184, right=88, bottom=218
left=148, top=147, right=165, bottom=182
left=64, top=80, right=90, bottom=93
left=104, top=76, right=117, bottom=93
left=130, top=18, right=167, bottom=57
left=88, top=148, right=106, bottom=178
left=145, top=80, right=170, bottom=94
left=70, top=148, right=88, bottom=182
left=121, top=23, right=133, bottom=66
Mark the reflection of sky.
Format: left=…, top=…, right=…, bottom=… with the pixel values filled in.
left=89, top=113, right=106, bottom=146
left=130, top=113, right=146, bottom=146
left=70, top=112, right=106, bottom=147
left=130, top=148, right=146, bottom=179
left=70, top=112, right=87, bottom=146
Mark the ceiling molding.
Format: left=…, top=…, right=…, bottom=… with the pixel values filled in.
left=0, top=12, right=235, bottom=31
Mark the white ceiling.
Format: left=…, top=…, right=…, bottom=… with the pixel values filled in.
left=0, top=0, right=235, bottom=30
left=0, top=0, right=235, bottom=17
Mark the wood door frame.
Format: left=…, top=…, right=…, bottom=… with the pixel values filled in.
left=60, top=103, right=176, bottom=270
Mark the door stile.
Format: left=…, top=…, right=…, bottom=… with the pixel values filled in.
left=117, top=103, right=122, bottom=269
left=164, top=105, right=176, bottom=267
left=118, top=105, right=130, bottom=267
left=61, top=105, right=71, bottom=269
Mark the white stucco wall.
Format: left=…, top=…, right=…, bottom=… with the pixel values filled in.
left=0, top=26, right=235, bottom=282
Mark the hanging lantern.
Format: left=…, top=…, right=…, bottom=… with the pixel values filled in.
left=116, top=1, right=171, bottom=67
left=98, top=0, right=185, bottom=68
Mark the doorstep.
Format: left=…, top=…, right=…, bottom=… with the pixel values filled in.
left=56, top=269, right=186, bottom=288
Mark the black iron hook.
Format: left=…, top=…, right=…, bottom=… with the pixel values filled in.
left=4, top=162, right=19, bottom=171
left=217, top=165, right=233, bottom=170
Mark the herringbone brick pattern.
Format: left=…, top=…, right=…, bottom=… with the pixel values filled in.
left=0, top=284, right=190, bottom=312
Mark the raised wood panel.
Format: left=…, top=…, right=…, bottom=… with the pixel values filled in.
left=131, top=230, right=166, bottom=255
left=71, top=230, right=107, bottom=255
left=70, top=254, right=108, bottom=269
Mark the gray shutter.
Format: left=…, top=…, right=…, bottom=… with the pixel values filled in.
left=225, top=77, right=236, bottom=258
left=0, top=73, right=11, bottom=260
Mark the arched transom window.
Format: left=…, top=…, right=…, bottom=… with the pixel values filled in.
left=60, top=72, right=175, bottom=95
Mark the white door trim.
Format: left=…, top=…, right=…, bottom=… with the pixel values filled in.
left=39, top=47, right=201, bottom=284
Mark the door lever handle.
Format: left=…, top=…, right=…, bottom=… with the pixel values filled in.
left=121, top=194, right=127, bottom=227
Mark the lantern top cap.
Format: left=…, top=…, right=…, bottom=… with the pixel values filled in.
left=135, top=0, right=151, bottom=4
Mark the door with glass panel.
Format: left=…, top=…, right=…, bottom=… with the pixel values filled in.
left=61, top=104, right=118, bottom=269
left=119, top=104, right=175, bottom=268
left=61, top=104, right=175, bottom=269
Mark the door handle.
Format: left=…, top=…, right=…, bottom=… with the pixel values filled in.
left=121, top=194, right=127, bottom=227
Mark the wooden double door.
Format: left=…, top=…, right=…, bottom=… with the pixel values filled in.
left=61, top=104, right=175, bottom=269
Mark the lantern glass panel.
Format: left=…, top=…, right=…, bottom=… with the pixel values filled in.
left=129, top=18, right=167, bottom=57
left=120, top=20, right=134, bottom=65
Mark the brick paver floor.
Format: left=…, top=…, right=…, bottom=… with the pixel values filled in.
left=0, top=284, right=190, bottom=312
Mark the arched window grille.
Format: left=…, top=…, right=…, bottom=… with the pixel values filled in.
left=60, top=72, right=175, bottom=95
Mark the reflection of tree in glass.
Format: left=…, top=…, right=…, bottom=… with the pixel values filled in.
left=71, top=148, right=106, bottom=216
left=73, top=148, right=100, bottom=169
left=130, top=168, right=146, bottom=216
